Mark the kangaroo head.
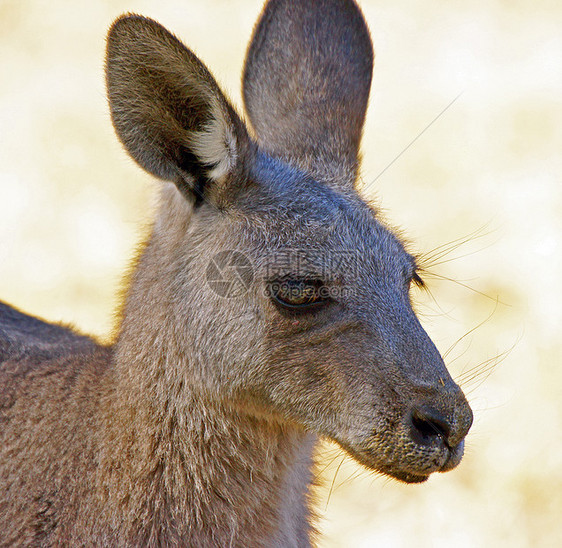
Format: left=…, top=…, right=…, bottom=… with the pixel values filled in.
left=106, top=0, right=472, bottom=484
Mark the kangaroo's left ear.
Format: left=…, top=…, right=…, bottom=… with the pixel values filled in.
left=242, top=0, right=373, bottom=189
left=106, top=15, right=252, bottom=208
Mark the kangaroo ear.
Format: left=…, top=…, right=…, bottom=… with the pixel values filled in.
left=242, top=0, right=373, bottom=188
left=106, top=15, right=250, bottom=207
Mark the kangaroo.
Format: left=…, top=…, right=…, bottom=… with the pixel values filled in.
left=0, top=0, right=473, bottom=545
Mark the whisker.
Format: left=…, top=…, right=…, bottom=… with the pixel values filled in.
left=418, top=223, right=494, bottom=268
left=444, top=299, right=500, bottom=359
left=316, top=448, right=346, bottom=477
left=422, top=270, right=506, bottom=305
left=324, top=454, right=346, bottom=512
left=412, top=281, right=455, bottom=319
left=334, top=465, right=371, bottom=490
left=426, top=242, right=497, bottom=268
left=365, top=91, right=465, bottom=189
left=459, top=341, right=517, bottom=396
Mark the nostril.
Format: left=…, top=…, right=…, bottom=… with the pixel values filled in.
left=409, top=408, right=452, bottom=446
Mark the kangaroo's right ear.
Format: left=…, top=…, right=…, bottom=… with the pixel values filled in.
left=106, top=15, right=250, bottom=208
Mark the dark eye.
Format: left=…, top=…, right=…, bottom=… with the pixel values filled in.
left=411, top=271, right=425, bottom=288
left=268, top=279, right=328, bottom=310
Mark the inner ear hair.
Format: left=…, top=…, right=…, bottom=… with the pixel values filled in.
left=106, top=15, right=246, bottom=208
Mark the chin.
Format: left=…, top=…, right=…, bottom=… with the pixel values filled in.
left=339, top=442, right=448, bottom=485
left=386, top=469, right=431, bottom=484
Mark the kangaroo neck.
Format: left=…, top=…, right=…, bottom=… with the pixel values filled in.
left=98, top=338, right=316, bottom=545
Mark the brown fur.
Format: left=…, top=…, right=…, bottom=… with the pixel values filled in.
left=0, top=1, right=472, bottom=545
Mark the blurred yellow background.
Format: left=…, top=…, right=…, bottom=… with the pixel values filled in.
left=0, top=1, right=560, bottom=546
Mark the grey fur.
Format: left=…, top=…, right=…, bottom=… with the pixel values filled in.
left=0, top=1, right=472, bottom=545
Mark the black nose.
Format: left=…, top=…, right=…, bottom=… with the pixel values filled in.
left=409, top=407, right=452, bottom=447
